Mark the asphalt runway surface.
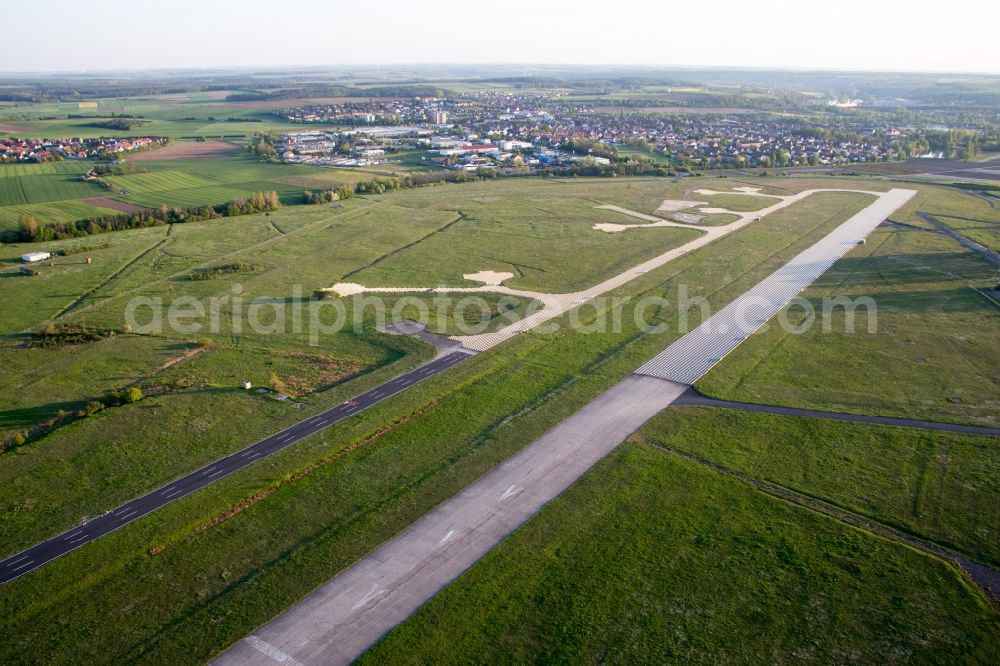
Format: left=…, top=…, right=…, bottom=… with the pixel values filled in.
left=0, top=350, right=473, bottom=585
left=214, top=375, right=690, bottom=666
left=635, top=188, right=916, bottom=383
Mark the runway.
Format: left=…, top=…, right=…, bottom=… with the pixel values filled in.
left=215, top=190, right=918, bottom=665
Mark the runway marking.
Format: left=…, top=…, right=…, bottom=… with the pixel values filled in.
left=352, top=583, right=386, bottom=610
left=68, top=534, right=88, bottom=544
left=160, top=486, right=177, bottom=496
left=63, top=531, right=82, bottom=541
left=162, top=488, right=183, bottom=499
left=249, top=451, right=263, bottom=459
left=370, top=391, right=384, bottom=398
left=439, top=529, right=455, bottom=544
left=118, top=508, right=139, bottom=520
left=10, top=560, right=34, bottom=572
left=245, top=635, right=304, bottom=666
left=499, top=485, right=523, bottom=501
left=6, top=555, right=29, bottom=566
left=207, top=467, right=226, bottom=478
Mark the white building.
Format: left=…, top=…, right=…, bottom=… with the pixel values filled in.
left=499, top=140, right=534, bottom=151
left=21, top=251, right=51, bottom=263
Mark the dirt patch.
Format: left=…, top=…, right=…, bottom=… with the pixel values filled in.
left=656, top=199, right=705, bottom=213
left=124, top=140, right=240, bottom=162
left=82, top=197, right=151, bottom=214
left=0, top=123, right=30, bottom=132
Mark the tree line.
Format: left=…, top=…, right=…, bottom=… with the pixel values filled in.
left=12, top=191, right=281, bottom=243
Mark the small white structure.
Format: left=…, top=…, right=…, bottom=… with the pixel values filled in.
left=242, top=381, right=252, bottom=390
left=21, top=251, right=51, bottom=263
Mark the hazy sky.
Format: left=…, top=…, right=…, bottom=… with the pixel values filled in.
left=2, top=0, right=997, bottom=73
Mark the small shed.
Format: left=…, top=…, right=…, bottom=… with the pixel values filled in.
left=242, top=381, right=252, bottom=390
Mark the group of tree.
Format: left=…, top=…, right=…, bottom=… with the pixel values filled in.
left=28, top=321, right=128, bottom=348
left=559, top=136, right=617, bottom=159
left=87, top=118, right=151, bottom=130
left=248, top=132, right=280, bottom=161
left=303, top=186, right=354, bottom=204
left=13, top=191, right=280, bottom=242
left=90, top=386, right=144, bottom=413
left=188, top=261, right=258, bottom=280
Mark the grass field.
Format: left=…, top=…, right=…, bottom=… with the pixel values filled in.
left=0, top=175, right=996, bottom=664
left=699, top=191, right=777, bottom=211
left=362, top=444, right=998, bottom=664
left=0, top=177, right=908, bottom=664
left=346, top=192, right=704, bottom=291
left=697, top=187, right=1000, bottom=426
left=0, top=336, right=199, bottom=442
left=633, top=406, right=1000, bottom=565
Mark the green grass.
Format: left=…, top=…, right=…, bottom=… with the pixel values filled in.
left=149, top=345, right=364, bottom=397
left=0, top=227, right=173, bottom=333
left=0, top=177, right=896, bottom=664
left=0, top=159, right=120, bottom=230
left=0, top=112, right=346, bottom=141
left=697, top=196, right=1000, bottom=426
left=0, top=199, right=122, bottom=229
left=0, top=152, right=381, bottom=233
left=374, top=292, right=544, bottom=336
left=345, top=184, right=705, bottom=291
left=700, top=192, right=777, bottom=211
left=0, top=335, right=196, bottom=441
left=0, top=176, right=996, bottom=664
left=362, top=444, right=998, bottom=664
left=106, top=169, right=212, bottom=193
left=632, top=407, right=1000, bottom=566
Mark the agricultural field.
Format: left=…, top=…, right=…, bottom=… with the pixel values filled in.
left=0, top=160, right=115, bottom=227
left=0, top=96, right=346, bottom=140
left=0, top=153, right=371, bottom=234
left=362, top=444, right=998, bottom=664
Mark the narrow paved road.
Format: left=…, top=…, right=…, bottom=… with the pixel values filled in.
left=673, top=387, right=1000, bottom=437
left=915, top=211, right=1000, bottom=267
left=0, top=350, right=473, bottom=585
